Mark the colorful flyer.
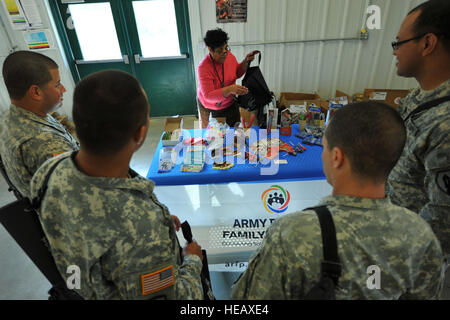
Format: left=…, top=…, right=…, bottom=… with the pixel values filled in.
left=2, top=0, right=27, bottom=30
left=23, top=29, right=52, bottom=50
left=2, top=0, right=43, bottom=30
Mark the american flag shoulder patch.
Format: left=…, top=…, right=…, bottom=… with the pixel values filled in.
left=141, top=265, right=175, bottom=296
left=52, top=152, right=64, bottom=157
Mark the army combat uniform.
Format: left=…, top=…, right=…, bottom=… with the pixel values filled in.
left=0, top=104, right=79, bottom=198
left=231, top=195, right=443, bottom=300
left=30, top=152, right=203, bottom=300
left=387, top=80, right=450, bottom=255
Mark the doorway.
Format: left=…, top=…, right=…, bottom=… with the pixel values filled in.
left=50, top=0, right=197, bottom=117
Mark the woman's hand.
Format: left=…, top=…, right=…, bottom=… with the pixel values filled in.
left=223, top=84, right=249, bottom=97
left=245, top=51, right=258, bottom=63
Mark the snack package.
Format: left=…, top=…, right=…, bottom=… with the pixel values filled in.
left=180, top=164, right=204, bottom=173
left=212, top=162, right=234, bottom=170
left=206, top=118, right=229, bottom=143
left=183, top=145, right=206, bottom=166
left=326, top=97, right=348, bottom=124
left=158, top=147, right=176, bottom=173
left=181, top=145, right=205, bottom=173
left=289, top=104, right=307, bottom=130
left=264, top=104, right=278, bottom=134
left=306, top=104, right=324, bottom=127
left=280, top=108, right=293, bottom=136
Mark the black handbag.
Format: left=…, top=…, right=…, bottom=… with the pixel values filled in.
left=238, top=51, right=274, bottom=112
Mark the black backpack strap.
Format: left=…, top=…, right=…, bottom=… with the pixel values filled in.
left=305, top=205, right=342, bottom=286
left=31, top=155, right=69, bottom=210
left=404, top=95, right=450, bottom=122
left=248, top=50, right=262, bottom=68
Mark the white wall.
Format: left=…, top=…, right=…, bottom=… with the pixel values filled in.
left=0, top=0, right=75, bottom=116
left=188, top=0, right=422, bottom=100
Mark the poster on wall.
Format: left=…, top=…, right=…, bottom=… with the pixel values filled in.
left=2, top=0, right=28, bottom=29
left=1, top=0, right=43, bottom=30
left=216, top=0, right=247, bottom=23
left=23, top=29, right=53, bottom=50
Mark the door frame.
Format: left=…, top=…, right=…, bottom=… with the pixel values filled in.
left=49, top=0, right=197, bottom=115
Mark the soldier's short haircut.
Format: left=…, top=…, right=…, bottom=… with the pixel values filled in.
left=409, top=0, right=450, bottom=53
left=324, top=102, right=406, bottom=184
left=73, top=70, right=149, bottom=156
left=2, top=51, right=58, bottom=100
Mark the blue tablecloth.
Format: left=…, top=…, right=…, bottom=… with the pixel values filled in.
left=147, top=125, right=325, bottom=186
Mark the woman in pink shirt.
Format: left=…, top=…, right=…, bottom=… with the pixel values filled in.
left=197, top=28, right=257, bottom=128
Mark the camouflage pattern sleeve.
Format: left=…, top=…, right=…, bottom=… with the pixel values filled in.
left=231, top=212, right=321, bottom=300
left=175, top=254, right=204, bottom=300
left=388, top=81, right=450, bottom=255
left=400, top=234, right=444, bottom=299
left=87, top=191, right=203, bottom=300
left=30, top=155, right=203, bottom=300
left=231, top=218, right=292, bottom=300
left=20, top=133, right=78, bottom=177
left=231, top=196, right=444, bottom=300
left=421, top=128, right=450, bottom=255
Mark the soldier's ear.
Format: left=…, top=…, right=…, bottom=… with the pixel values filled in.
left=332, top=146, right=345, bottom=169
left=422, top=33, right=438, bottom=57
left=27, top=85, right=43, bottom=101
left=134, top=123, right=148, bottom=147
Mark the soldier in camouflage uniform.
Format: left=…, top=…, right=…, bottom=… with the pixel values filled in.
left=386, top=1, right=450, bottom=298
left=0, top=51, right=79, bottom=198
left=232, top=102, right=443, bottom=300
left=30, top=70, right=204, bottom=300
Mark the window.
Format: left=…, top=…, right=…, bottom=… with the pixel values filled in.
left=132, top=0, right=181, bottom=58
left=69, top=2, right=122, bottom=60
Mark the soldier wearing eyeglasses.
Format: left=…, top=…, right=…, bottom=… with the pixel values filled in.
left=387, top=0, right=450, bottom=299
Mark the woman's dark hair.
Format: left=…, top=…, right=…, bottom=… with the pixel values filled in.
left=204, top=28, right=229, bottom=51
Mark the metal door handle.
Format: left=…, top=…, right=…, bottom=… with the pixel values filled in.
left=123, top=54, right=129, bottom=65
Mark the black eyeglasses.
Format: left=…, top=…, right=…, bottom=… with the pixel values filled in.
left=391, top=34, right=426, bottom=50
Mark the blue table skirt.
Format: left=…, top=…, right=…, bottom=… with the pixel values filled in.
left=147, top=124, right=325, bottom=186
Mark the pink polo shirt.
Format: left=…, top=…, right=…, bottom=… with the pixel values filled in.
left=197, top=52, right=245, bottom=111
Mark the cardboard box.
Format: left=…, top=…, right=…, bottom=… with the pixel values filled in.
left=162, top=116, right=183, bottom=146
left=363, top=89, right=411, bottom=109
left=215, top=117, right=227, bottom=125
left=352, top=93, right=365, bottom=103
left=279, top=92, right=328, bottom=112
left=335, top=90, right=351, bottom=102
left=239, top=108, right=258, bottom=128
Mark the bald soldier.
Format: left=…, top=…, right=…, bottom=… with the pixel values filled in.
left=232, top=102, right=443, bottom=300
left=0, top=51, right=79, bottom=198
left=30, top=70, right=204, bottom=300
